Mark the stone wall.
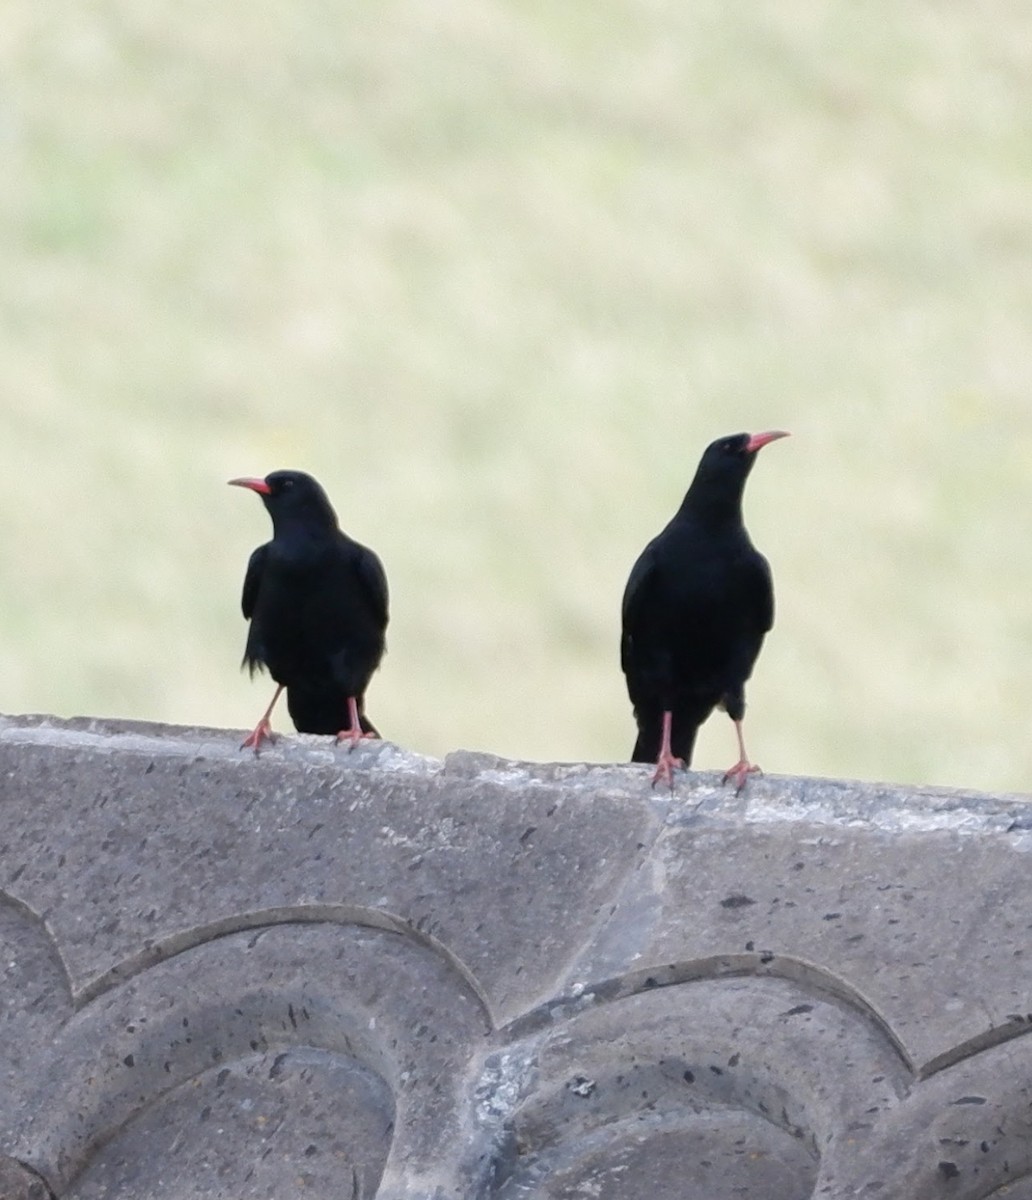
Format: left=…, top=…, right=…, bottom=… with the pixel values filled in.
left=0, top=714, right=1030, bottom=1198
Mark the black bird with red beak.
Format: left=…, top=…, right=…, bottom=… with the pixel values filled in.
left=229, top=470, right=389, bottom=755
left=621, top=430, right=788, bottom=790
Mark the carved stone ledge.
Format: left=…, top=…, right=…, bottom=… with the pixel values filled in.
left=0, top=714, right=1029, bottom=1197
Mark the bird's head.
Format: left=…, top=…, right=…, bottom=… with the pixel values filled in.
left=684, top=430, right=789, bottom=519
left=228, top=470, right=339, bottom=534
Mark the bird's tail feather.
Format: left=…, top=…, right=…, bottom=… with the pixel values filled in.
left=631, top=729, right=655, bottom=764
left=631, top=708, right=700, bottom=766
left=359, top=712, right=380, bottom=738
left=242, top=651, right=266, bottom=679
left=284, top=686, right=381, bottom=739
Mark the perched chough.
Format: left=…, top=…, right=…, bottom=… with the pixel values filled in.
left=621, top=431, right=787, bottom=789
left=229, top=470, right=388, bottom=755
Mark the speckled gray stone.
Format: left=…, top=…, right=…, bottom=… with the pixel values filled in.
left=1, top=714, right=1031, bottom=1198
left=0, top=1156, right=53, bottom=1200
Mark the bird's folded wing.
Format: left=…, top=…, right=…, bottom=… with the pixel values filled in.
left=354, top=546, right=390, bottom=629
left=241, top=543, right=269, bottom=620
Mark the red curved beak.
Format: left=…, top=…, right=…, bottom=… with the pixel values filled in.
left=228, top=476, right=272, bottom=495
left=744, top=430, right=790, bottom=454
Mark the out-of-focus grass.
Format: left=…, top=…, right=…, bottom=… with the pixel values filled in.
left=2, top=0, right=1032, bottom=789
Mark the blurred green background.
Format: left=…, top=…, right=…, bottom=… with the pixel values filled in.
left=3, top=1, right=1031, bottom=790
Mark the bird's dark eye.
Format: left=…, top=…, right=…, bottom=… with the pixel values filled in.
left=282, top=478, right=294, bottom=489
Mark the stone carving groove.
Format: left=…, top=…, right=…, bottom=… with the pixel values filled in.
left=1, top=714, right=1031, bottom=1197
left=6, top=923, right=487, bottom=1195
left=73, top=904, right=494, bottom=1014
left=486, top=974, right=909, bottom=1198
left=498, top=953, right=916, bottom=1072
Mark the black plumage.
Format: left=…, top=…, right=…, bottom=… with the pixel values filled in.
left=621, top=430, right=787, bottom=789
left=229, top=470, right=389, bottom=754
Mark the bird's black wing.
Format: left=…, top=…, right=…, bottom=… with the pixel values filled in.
left=720, top=550, right=776, bottom=720
left=620, top=543, right=659, bottom=675
left=621, top=545, right=705, bottom=763
left=745, top=549, right=775, bottom=634
left=729, top=551, right=775, bottom=675
left=353, top=544, right=390, bottom=633
left=241, top=543, right=269, bottom=620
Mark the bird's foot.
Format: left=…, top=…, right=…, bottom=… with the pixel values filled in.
left=651, top=752, right=685, bottom=791
left=722, top=759, right=761, bottom=793
left=241, top=718, right=277, bottom=757
left=334, top=727, right=380, bottom=753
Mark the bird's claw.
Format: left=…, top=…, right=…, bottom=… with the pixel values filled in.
left=241, top=719, right=277, bottom=757
left=650, top=753, right=685, bottom=791
left=722, top=760, right=761, bottom=792
left=334, top=728, right=380, bottom=753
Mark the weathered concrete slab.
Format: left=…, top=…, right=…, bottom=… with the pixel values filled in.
left=0, top=714, right=1030, bottom=1198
